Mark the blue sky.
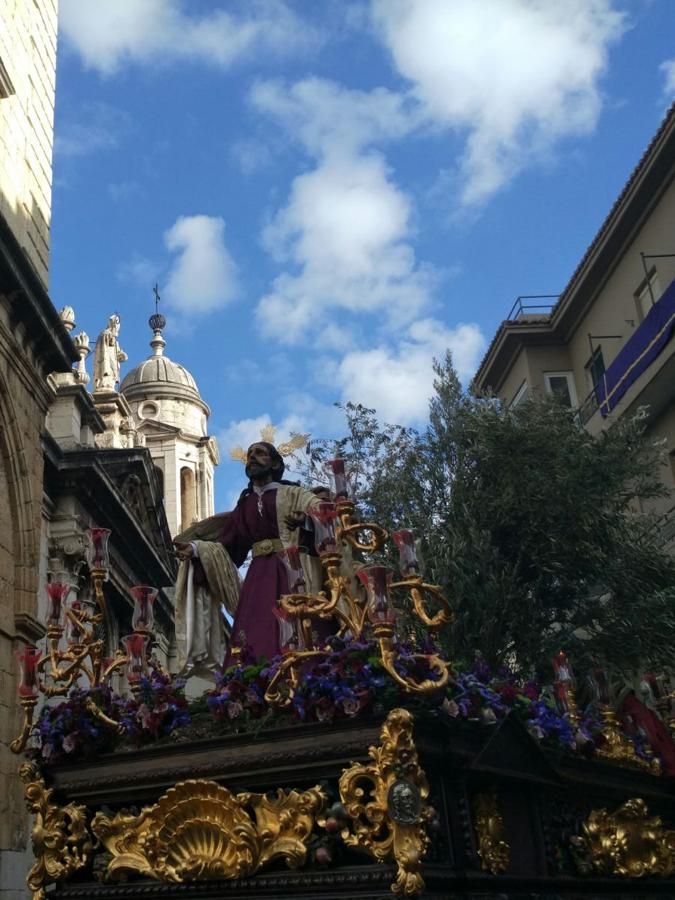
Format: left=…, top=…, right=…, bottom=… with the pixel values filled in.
left=51, top=0, right=675, bottom=509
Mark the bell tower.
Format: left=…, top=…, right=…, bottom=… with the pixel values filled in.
left=120, top=299, right=218, bottom=536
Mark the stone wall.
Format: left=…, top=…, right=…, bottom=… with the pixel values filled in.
left=0, top=0, right=58, bottom=287
left=0, top=294, right=57, bottom=896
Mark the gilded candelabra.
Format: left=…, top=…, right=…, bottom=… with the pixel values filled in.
left=265, top=462, right=454, bottom=707
left=11, top=528, right=159, bottom=754
left=552, top=656, right=660, bottom=774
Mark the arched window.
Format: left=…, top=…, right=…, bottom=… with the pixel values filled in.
left=180, top=466, right=196, bottom=532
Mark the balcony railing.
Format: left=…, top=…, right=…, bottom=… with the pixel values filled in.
left=576, top=388, right=599, bottom=426
left=506, top=295, right=558, bottom=321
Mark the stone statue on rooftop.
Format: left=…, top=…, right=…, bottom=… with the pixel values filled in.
left=93, top=314, right=128, bottom=392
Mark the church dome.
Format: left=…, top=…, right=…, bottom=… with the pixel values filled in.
left=119, top=312, right=210, bottom=415
left=121, top=355, right=200, bottom=399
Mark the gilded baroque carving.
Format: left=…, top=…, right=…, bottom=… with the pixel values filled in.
left=20, top=763, right=92, bottom=900
left=338, top=707, right=431, bottom=896
left=473, top=791, right=510, bottom=875
left=91, top=779, right=327, bottom=883
left=596, top=709, right=661, bottom=774
left=571, top=797, right=675, bottom=877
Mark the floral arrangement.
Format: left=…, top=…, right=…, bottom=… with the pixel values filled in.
left=31, top=669, right=189, bottom=764
left=120, top=669, right=190, bottom=745
left=27, top=647, right=656, bottom=768
left=33, top=685, right=125, bottom=764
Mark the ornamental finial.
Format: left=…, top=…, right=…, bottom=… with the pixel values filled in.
left=149, top=284, right=166, bottom=357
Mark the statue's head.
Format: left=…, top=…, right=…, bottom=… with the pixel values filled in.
left=108, top=314, right=121, bottom=334
left=245, top=441, right=285, bottom=483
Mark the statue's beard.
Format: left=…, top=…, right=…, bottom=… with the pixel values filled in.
left=246, top=463, right=275, bottom=482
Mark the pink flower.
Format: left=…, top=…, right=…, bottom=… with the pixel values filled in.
left=442, top=698, right=459, bottom=718
left=62, top=733, right=78, bottom=754
left=227, top=700, right=243, bottom=719
left=137, top=703, right=153, bottom=729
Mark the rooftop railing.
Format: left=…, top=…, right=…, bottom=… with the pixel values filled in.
left=506, top=294, right=559, bottom=321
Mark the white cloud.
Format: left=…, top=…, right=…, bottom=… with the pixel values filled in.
left=164, top=215, right=239, bottom=314
left=117, top=253, right=157, bottom=285
left=251, top=79, right=435, bottom=344
left=250, top=77, right=416, bottom=158
left=372, top=0, right=625, bottom=205
left=54, top=102, right=131, bottom=157
left=335, top=319, right=485, bottom=424
left=229, top=138, right=274, bottom=176
left=660, top=59, right=675, bottom=99
left=59, top=0, right=319, bottom=76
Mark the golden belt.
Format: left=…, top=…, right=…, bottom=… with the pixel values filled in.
left=251, top=538, right=284, bottom=558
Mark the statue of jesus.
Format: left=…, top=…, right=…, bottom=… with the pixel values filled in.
left=173, top=441, right=322, bottom=669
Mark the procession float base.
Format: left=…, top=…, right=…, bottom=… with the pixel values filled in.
left=25, top=708, right=675, bottom=899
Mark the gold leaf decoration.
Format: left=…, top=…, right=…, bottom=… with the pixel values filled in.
left=338, top=707, right=431, bottom=896
left=91, top=778, right=327, bottom=883
left=473, top=791, right=510, bottom=875
left=20, top=763, right=92, bottom=900
left=571, top=797, right=675, bottom=878
left=229, top=425, right=310, bottom=464
left=276, top=432, right=310, bottom=457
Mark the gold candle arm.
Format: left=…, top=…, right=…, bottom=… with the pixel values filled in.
left=10, top=697, right=38, bottom=754
left=391, top=577, right=454, bottom=629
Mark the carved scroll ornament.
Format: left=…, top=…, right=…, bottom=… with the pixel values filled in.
left=91, top=779, right=327, bottom=882
left=571, top=797, right=675, bottom=878
left=473, top=790, right=510, bottom=875
left=338, top=707, right=432, bottom=896
left=20, top=763, right=92, bottom=900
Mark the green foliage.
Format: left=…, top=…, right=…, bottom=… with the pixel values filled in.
left=305, top=354, right=675, bottom=676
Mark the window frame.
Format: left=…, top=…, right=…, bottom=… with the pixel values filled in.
left=544, top=371, right=578, bottom=408
left=509, top=381, right=529, bottom=409
left=635, top=268, right=662, bottom=322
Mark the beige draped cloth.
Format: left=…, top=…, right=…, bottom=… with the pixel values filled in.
left=173, top=520, right=241, bottom=680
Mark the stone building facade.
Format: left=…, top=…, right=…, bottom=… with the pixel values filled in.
left=473, top=103, right=675, bottom=546
left=0, top=4, right=183, bottom=895
left=0, top=0, right=56, bottom=286
left=0, top=2, right=66, bottom=893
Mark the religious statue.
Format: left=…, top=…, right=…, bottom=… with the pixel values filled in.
left=173, top=435, right=320, bottom=674
left=93, top=314, right=128, bottom=391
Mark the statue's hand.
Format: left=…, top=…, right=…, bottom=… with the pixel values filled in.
left=284, top=511, right=304, bottom=530
left=173, top=542, right=194, bottom=561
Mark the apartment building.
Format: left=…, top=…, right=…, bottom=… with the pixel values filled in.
left=473, top=103, right=675, bottom=535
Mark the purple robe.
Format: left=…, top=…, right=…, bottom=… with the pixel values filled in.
left=219, top=489, right=289, bottom=663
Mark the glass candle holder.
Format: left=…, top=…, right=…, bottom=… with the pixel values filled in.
left=643, top=672, right=664, bottom=701
left=277, top=547, right=306, bottom=593
left=324, top=458, right=352, bottom=501
left=121, top=633, right=149, bottom=684
left=551, top=650, right=573, bottom=684
left=130, top=585, right=158, bottom=632
left=45, top=582, right=69, bottom=629
left=358, top=565, right=397, bottom=625
left=392, top=530, right=420, bottom=576
left=85, top=526, right=111, bottom=576
left=15, top=646, right=42, bottom=699
left=309, top=502, right=340, bottom=555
